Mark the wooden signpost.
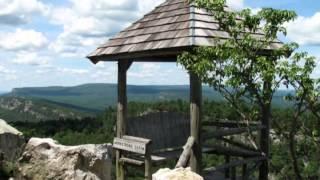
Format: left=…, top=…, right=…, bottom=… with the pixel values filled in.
left=113, top=136, right=152, bottom=180
left=113, top=137, right=148, bottom=155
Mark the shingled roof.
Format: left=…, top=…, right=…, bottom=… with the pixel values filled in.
left=87, top=0, right=282, bottom=63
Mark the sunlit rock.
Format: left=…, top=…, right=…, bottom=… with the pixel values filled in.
left=153, top=167, right=203, bottom=180
left=16, top=138, right=112, bottom=180
left=0, top=119, right=25, bottom=176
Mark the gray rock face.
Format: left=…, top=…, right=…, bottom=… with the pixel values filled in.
left=16, top=138, right=112, bottom=180
left=0, top=119, right=25, bottom=175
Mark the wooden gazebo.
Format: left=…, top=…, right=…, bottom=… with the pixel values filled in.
left=87, top=0, right=282, bottom=179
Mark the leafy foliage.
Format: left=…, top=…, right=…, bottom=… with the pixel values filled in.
left=178, top=0, right=319, bottom=179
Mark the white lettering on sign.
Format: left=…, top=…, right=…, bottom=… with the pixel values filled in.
left=113, top=138, right=147, bottom=154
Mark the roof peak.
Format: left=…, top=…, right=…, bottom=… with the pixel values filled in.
left=87, top=0, right=281, bottom=63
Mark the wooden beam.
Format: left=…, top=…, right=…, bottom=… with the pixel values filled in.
left=116, top=60, right=132, bottom=180
left=189, top=72, right=202, bottom=173
left=120, top=157, right=144, bottom=166
left=219, top=137, right=259, bottom=152
left=202, top=120, right=261, bottom=128
left=123, top=135, right=151, bottom=144
left=89, top=47, right=188, bottom=62
left=176, top=136, right=195, bottom=168
left=203, top=125, right=265, bottom=140
left=204, top=144, right=262, bottom=157
left=204, top=156, right=267, bottom=173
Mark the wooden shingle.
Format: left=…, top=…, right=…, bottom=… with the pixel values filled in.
left=87, top=0, right=282, bottom=63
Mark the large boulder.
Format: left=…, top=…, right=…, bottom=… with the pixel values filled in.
left=0, top=119, right=25, bottom=176
left=16, top=138, right=112, bottom=180
left=153, top=168, right=203, bottom=180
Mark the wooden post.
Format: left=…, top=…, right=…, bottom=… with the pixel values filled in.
left=225, top=155, right=230, bottom=178
left=145, top=146, right=152, bottom=180
left=259, top=81, right=272, bottom=180
left=231, top=166, right=236, bottom=180
left=242, top=164, right=247, bottom=180
left=189, top=72, right=202, bottom=173
left=176, top=136, right=195, bottom=168
left=116, top=60, right=132, bottom=180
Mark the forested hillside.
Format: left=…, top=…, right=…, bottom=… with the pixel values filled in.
left=9, top=100, right=319, bottom=179
left=7, top=84, right=222, bottom=111
left=0, top=96, right=93, bottom=122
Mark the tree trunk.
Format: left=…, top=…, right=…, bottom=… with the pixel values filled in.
left=289, top=118, right=302, bottom=180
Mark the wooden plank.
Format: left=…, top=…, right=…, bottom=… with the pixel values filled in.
left=113, top=138, right=148, bottom=155
left=120, top=157, right=144, bottom=166
left=203, top=126, right=265, bottom=140
left=219, top=137, right=258, bottom=152
left=189, top=72, right=202, bottom=173
left=202, top=120, right=261, bottom=128
left=204, top=156, right=267, bottom=173
left=123, top=136, right=151, bottom=144
left=204, top=144, right=262, bottom=157
left=151, top=155, right=167, bottom=162
left=176, top=136, right=195, bottom=168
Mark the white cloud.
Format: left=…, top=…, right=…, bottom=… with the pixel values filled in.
left=286, top=12, right=320, bottom=46
left=49, top=0, right=145, bottom=57
left=139, top=0, right=164, bottom=14
left=0, top=29, right=48, bottom=51
left=12, top=52, right=50, bottom=66
left=57, top=67, right=89, bottom=75
left=0, top=0, right=49, bottom=25
left=48, top=0, right=168, bottom=57
left=0, top=65, right=17, bottom=80
left=0, top=65, right=13, bottom=74
left=227, top=0, right=244, bottom=10
left=129, top=63, right=161, bottom=78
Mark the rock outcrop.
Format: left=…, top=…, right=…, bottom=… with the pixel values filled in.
left=0, top=119, right=25, bottom=176
left=16, top=138, right=112, bottom=180
left=152, top=168, right=204, bottom=180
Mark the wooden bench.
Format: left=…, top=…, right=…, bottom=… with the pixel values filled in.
left=113, top=135, right=196, bottom=180
left=113, top=111, right=190, bottom=180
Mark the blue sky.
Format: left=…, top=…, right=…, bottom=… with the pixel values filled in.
left=0, top=0, right=319, bottom=91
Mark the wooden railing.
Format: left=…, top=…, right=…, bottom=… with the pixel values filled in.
left=201, top=120, right=266, bottom=179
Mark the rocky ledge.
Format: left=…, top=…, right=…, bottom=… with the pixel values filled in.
left=0, top=119, right=25, bottom=177
left=15, top=138, right=112, bottom=180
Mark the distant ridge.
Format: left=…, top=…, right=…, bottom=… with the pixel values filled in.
left=2, top=83, right=293, bottom=115
left=7, top=83, right=223, bottom=111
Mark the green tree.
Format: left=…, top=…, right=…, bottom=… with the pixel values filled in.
left=278, top=53, right=320, bottom=179
left=178, top=0, right=318, bottom=179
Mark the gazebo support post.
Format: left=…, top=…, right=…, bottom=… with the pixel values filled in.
left=189, top=72, right=202, bottom=173
left=259, top=80, right=272, bottom=180
left=116, top=60, right=132, bottom=180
